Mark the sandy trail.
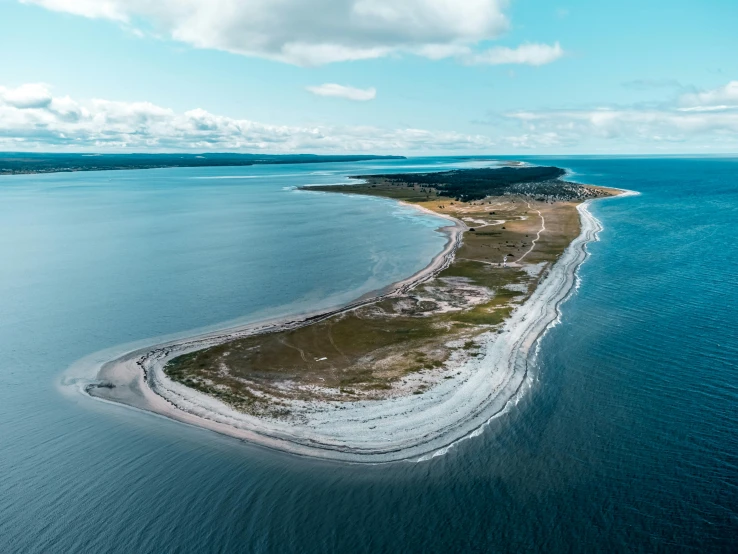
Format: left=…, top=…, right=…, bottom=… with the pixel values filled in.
left=280, top=338, right=309, bottom=363
left=517, top=202, right=544, bottom=263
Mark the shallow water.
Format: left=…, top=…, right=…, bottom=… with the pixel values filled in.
left=1, top=157, right=736, bottom=552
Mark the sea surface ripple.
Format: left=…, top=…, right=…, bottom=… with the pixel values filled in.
left=0, top=157, right=736, bottom=552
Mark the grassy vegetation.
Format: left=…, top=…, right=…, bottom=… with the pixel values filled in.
left=165, top=167, right=616, bottom=413
left=165, top=305, right=454, bottom=409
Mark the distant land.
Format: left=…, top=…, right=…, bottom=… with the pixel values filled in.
left=344, top=166, right=571, bottom=202
left=0, top=152, right=405, bottom=175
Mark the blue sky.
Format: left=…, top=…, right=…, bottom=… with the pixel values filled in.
left=1, top=0, right=737, bottom=154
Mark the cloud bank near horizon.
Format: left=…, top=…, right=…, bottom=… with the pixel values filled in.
left=19, top=0, right=563, bottom=67
left=3, top=82, right=738, bottom=153
left=502, top=82, right=738, bottom=149
left=0, top=83, right=495, bottom=152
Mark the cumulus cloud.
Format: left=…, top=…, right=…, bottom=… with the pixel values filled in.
left=496, top=80, right=738, bottom=149
left=464, top=41, right=564, bottom=66
left=17, top=0, right=567, bottom=67
left=678, top=81, right=738, bottom=112
left=505, top=107, right=738, bottom=146
left=20, top=0, right=511, bottom=65
left=0, top=83, right=53, bottom=109
left=0, top=83, right=495, bottom=152
left=307, top=83, right=377, bottom=101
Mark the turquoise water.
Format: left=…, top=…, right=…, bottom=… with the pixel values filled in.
left=1, top=158, right=736, bottom=552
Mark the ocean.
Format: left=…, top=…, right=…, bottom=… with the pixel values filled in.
left=0, top=157, right=736, bottom=552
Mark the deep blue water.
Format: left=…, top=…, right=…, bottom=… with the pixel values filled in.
left=0, top=158, right=736, bottom=553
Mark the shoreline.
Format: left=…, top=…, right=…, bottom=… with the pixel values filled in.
left=78, top=188, right=631, bottom=463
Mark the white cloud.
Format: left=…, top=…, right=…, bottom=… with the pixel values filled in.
left=0, top=83, right=53, bottom=109
left=505, top=105, right=738, bottom=146
left=464, top=42, right=564, bottom=66
left=6, top=80, right=738, bottom=154
left=478, top=80, right=738, bottom=151
left=20, top=0, right=517, bottom=66
left=22, top=1, right=569, bottom=67
left=679, top=81, right=738, bottom=112
left=307, top=83, right=376, bottom=101
left=0, top=83, right=495, bottom=152
left=22, top=0, right=128, bottom=20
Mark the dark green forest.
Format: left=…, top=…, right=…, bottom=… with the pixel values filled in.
left=355, top=166, right=566, bottom=201
left=0, top=152, right=404, bottom=175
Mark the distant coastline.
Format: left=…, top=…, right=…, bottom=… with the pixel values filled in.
left=0, top=152, right=405, bottom=176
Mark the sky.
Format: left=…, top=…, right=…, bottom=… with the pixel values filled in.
left=1, top=0, right=737, bottom=155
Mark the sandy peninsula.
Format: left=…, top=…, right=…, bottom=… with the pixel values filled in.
left=83, top=166, right=628, bottom=462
